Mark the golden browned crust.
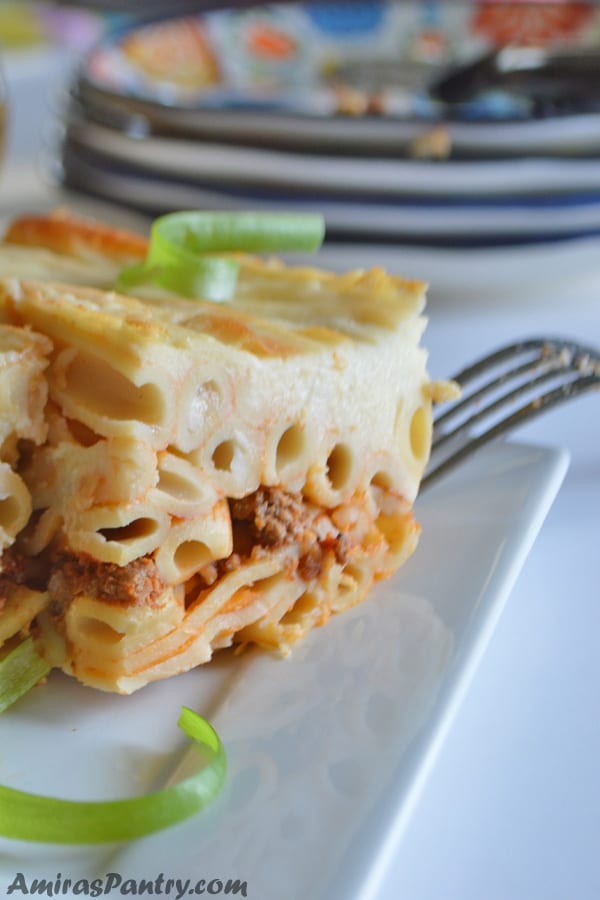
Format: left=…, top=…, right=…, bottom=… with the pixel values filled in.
left=4, top=211, right=148, bottom=263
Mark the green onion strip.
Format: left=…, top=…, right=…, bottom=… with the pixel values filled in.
left=117, top=211, right=325, bottom=302
left=0, top=706, right=226, bottom=843
left=0, top=637, right=51, bottom=715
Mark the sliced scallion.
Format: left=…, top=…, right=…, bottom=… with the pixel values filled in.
left=150, top=210, right=325, bottom=257
left=116, top=211, right=325, bottom=302
left=0, top=706, right=226, bottom=843
left=0, top=637, right=51, bottom=715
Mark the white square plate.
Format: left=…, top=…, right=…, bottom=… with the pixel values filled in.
left=0, top=440, right=568, bottom=899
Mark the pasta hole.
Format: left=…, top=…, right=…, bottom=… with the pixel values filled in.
left=77, top=617, right=124, bottom=644
left=173, top=540, right=212, bottom=576
left=326, top=443, right=354, bottom=491
left=98, top=518, right=159, bottom=544
left=212, top=440, right=236, bottom=472
left=376, top=512, right=412, bottom=555
left=276, top=424, right=305, bottom=470
left=63, top=352, right=165, bottom=425
left=370, top=471, right=393, bottom=490
left=0, top=495, right=20, bottom=531
left=409, top=405, right=431, bottom=461
left=65, top=418, right=102, bottom=447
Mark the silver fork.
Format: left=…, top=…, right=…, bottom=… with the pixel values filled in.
left=423, top=337, right=600, bottom=489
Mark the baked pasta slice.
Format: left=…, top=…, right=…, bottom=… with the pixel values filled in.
left=0, top=212, right=435, bottom=694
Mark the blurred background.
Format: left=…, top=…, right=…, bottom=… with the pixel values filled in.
left=5, top=0, right=600, bottom=302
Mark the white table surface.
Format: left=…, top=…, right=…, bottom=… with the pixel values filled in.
left=2, top=51, right=600, bottom=900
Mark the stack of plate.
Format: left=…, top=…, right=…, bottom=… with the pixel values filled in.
left=60, top=0, right=600, bottom=250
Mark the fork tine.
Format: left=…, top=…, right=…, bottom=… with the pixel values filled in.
left=423, top=374, right=599, bottom=490
left=433, top=355, right=546, bottom=434
left=423, top=337, right=600, bottom=491
left=445, top=337, right=591, bottom=386
left=433, top=366, right=586, bottom=451
left=434, top=337, right=596, bottom=433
